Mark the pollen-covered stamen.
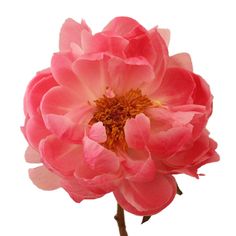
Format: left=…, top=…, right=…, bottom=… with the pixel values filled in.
left=90, top=89, right=152, bottom=150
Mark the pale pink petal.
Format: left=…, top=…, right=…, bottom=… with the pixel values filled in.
left=59, top=18, right=91, bottom=51
left=39, top=135, right=82, bottom=177
left=88, top=122, right=107, bottom=143
left=103, top=17, right=141, bottom=36
left=25, top=146, right=41, bottom=163
left=29, top=166, right=61, bottom=190
left=124, top=113, right=150, bottom=149
left=114, top=174, right=176, bottom=216
left=153, top=68, right=196, bottom=106
left=72, top=54, right=109, bottom=100
left=108, top=57, right=155, bottom=95
left=168, top=53, right=193, bottom=71
left=83, top=136, right=120, bottom=174
left=157, top=28, right=170, bottom=46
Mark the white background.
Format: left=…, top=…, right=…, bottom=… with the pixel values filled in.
left=0, top=0, right=235, bottom=235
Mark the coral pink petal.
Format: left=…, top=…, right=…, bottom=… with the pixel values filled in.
left=149, top=126, right=192, bottom=159
left=103, top=17, right=141, bottom=36
left=83, top=136, right=120, bottom=174
left=168, top=53, right=193, bottom=71
left=51, top=53, right=87, bottom=92
left=59, top=18, right=91, bottom=51
left=29, top=166, right=61, bottom=190
left=114, top=174, right=176, bottom=216
left=72, top=54, right=109, bottom=100
left=108, top=57, right=154, bottom=95
left=25, top=72, right=57, bottom=117
left=154, top=68, right=196, bottom=106
left=41, top=86, right=81, bottom=115
left=25, top=115, right=50, bottom=150
left=124, top=113, right=150, bottom=149
left=39, top=135, right=82, bottom=177
left=88, top=122, right=107, bottom=143
left=157, top=28, right=170, bottom=46
left=25, top=146, right=41, bottom=163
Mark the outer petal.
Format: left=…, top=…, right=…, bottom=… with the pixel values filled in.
left=153, top=68, right=196, bottom=106
left=29, top=166, right=61, bottom=190
left=168, top=53, right=193, bottom=71
left=157, top=28, right=170, bottom=46
left=39, top=135, right=81, bottom=177
left=25, top=146, right=41, bottom=163
left=59, top=18, right=91, bottom=51
left=114, top=174, right=176, bottom=216
left=124, top=113, right=150, bottom=149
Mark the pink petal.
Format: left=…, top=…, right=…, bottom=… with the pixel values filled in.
left=168, top=53, right=193, bottom=71
left=149, top=126, right=192, bottom=159
left=39, top=135, right=82, bottom=177
left=103, top=17, right=141, bottom=36
left=83, top=136, right=120, bottom=174
left=25, top=146, right=41, bottom=163
left=157, top=28, right=170, bottom=46
left=29, top=165, right=61, bottom=190
left=51, top=53, right=86, bottom=92
left=59, top=18, right=91, bottom=51
left=88, top=122, right=107, bottom=143
left=24, top=71, right=57, bottom=117
left=108, top=57, right=154, bottom=95
left=24, top=115, right=50, bottom=150
left=72, top=54, right=109, bottom=100
left=114, top=174, right=176, bottom=216
left=124, top=113, right=150, bottom=149
left=154, top=68, right=196, bottom=106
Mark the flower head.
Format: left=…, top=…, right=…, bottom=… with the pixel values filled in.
left=22, top=17, right=219, bottom=216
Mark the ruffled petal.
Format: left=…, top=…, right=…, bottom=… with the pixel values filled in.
left=39, top=135, right=82, bottom=177
left=88, top=122, right=107, bottom=143
left=59, top=18, right=91, bottom=51
left=83, top=136, right=120, bottom=174
left=168, top=53, right=193, bottom=71
left=124, top=113, right=150, bottom=149
left=29, top=166, right=61, bottom=190
left=114, top=174, right=176, bottom=216
left=108, top=57, right=155, bottom=95
left=153, top=68, right=195, bottom=106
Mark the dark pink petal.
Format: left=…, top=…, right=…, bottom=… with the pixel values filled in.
left=124, top=113, right=150, bottom=149
left=72, top=54, right=109, bottom=100
left=83, top=136, right=120, bottom=174
left=103, top=17, right=142, bottom=36
left=25, top=146, right=41, bottom=163
left=114, top=174, right=176, bottom=216
left=59, top=18, right=91, bottom=51
left=108, top=57, right=154, bottom=95
left=154, top=68, right=196, bottom=106
left=29, top=166, right=61, bottom=190
left=88, top=122, right=107, bottom=143
left=168, top=53, right=193, bottom=71
left=39, top=135, right=82, bottom=177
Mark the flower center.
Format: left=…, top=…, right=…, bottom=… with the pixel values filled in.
left=90, top=89, right=152, bottom=151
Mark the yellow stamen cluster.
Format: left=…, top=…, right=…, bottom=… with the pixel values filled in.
left=90, top=89, right=152, bottom=150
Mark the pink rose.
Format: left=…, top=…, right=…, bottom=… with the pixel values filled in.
left=22, top=17, right=219, bottom=216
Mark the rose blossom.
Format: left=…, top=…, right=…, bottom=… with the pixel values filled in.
left=22, top=17, right=219, bottom=216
